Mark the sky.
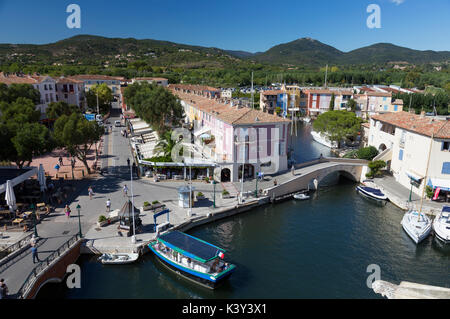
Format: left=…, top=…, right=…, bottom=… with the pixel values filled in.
left=0, top=0, right=449, bottom=53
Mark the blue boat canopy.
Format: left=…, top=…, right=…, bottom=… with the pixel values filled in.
left=360, top=186, right=384, bottom=196
left=443, top=206, right=450, bottom=213
left=157, top=231, right=225, bottom=263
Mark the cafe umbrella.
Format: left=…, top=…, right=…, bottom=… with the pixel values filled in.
left=5, top=180, right=16, bottom=213
left=38, top=164, right=47, bottom=192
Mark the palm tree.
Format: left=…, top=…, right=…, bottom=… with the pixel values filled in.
left=154, top=130, right=176, bottom=160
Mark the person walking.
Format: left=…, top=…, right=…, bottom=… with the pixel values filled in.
left=123, top=184, right=129, bottom=197
left=31, top=245, right=39, bottom=263
left=88, top=186, right=94, bottom=200
left=127, top=158, right=130, bottom=167
left=30, top=234, right=37, bottom=247
left=64, top=205, right=71, bottom=219
left=106, top=199, right=111, bottom=212
left=59, top=156, right=63, bottom=166
left=0, top=279, right=9, bottom=299
left=54, top=163, right=60, bottom=174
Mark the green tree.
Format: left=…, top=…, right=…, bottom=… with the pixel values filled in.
left=366, top=160, right=387, bottom=178
left=329, top=93, right=335, bottom=111
left=313, top=110, right=362, bottom=147
left=356, top=146, right=379, bottom=160
left=124, top=82, right=183, bottom=134
left=86, top=83, right=113, bottom=115
left=53, top=113, right=103, bottom=174
left=46, top=101, right=81, bottom=120
left=154, top=130, right=177, bottom=161
left=347, top=98, right=357, bottom=112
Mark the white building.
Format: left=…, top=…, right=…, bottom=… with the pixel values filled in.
left=368, top=111, right=450, bottom=200
left=131, top=77, right=169, bottom=87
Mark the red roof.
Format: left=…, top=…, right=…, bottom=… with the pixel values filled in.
left=372, top=112, right=450, bottom=139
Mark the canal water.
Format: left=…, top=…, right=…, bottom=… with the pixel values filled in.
left=36, top=123, right=450, bottom=299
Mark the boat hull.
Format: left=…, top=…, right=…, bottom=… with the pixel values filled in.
left=149, top=242, right=234, bottom=289
left=356, top=186, right=388, bottom=204
left=433, top=214, right=450, bottom=244
left=99, top=253, right=139, bottom=264
left=401, top=212, right=432, bottom=244
left=310, top=131, right=338, bottom=149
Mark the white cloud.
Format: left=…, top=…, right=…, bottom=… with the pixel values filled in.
left=390, top=0, right=405, bottom=5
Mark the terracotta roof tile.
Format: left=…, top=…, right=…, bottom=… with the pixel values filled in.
left=372, top=111, right=450, bottom=139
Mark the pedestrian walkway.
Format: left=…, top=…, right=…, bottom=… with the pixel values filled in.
left=373, top=175, right=446, bottom=216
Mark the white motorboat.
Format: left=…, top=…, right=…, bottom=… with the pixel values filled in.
left=310, top=130, right=338, bottom=148
left=433, top=206, right=450, bottom=244
left=401, top=210, right=432, bottom=244
left=98, top=253, right=139, bottom=264
left=293, top=193, right=310, bottom=200
left=356, top=180, right=388, bottom=203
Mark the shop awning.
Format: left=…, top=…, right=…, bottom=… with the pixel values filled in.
left=427, top=178, right=450, bottom=192
left=194, top=126, right=211, bottom=137
left=406, top=170, right=423, bottom=182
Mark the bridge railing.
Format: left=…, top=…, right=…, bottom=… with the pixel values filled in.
left=0, top=233, right=36, bottom=273
left=16, top=233, right=81, bottom=299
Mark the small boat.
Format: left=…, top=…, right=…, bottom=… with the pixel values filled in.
left=98, top=252, right=139, bottom=264
left=356, top=183, right=388, bottom=202
left=401, top=210, right=432, bottom=244
left=433, top=206, right=450, bottom=244
left=149, top=231, right=236, bottom=289
left=310, top=130, right=338, bottom=148
left=293, top=193, right=310, bottom=200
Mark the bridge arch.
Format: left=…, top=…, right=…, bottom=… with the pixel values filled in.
left=310, top=169, right=359, bottom=189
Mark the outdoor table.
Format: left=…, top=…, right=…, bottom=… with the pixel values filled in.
left=23, top=211, right=33, bottom=218
left=12, top=218, right=24, bottom=227
left=37, top=203, right=46, bottom=211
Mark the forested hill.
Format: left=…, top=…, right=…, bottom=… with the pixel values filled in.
left=1, top=35, right=449, bottom=68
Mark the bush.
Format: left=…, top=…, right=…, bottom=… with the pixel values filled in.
left=222, top=190, right=230, bottom=196
left=356, top=146, right=379, bottom=160
left=425, top=186, right=435, bottom=199
left=197, top=192, right=204, bottom=197
left=343, top=150, right=358, bottom=158
left=143, top=201, right=150, bottom=207
left=98, top=215, right=107, bottom=223
left=204, top=176, right=209, bottom=183
left=152, top=200, right=160, bottom=205
left=366, top=160, right=386, bottom=178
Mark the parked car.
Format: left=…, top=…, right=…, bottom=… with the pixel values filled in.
left=114, top=120, right=121, bottom=127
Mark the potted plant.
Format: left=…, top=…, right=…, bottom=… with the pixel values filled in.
left=150, top=200, right=161, bottom=210
left=221, top=190, right=230, bottom=199
left=196, top=192, right=205, bottom=200
left=97, top=215, right=108, bottom=227
left=204, top=176, right=209, bottom=183
left=143, top=201, right=151, bottom=211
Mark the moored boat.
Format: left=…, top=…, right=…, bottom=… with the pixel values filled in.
left=310, top=130, right=338, bottom=148
left=401, top=210, right=432, bottom=244
left=356, top=182, right=388, bottom=203
left=149, top=231, right=236, bottom=289
left=293, top=192, right=310, bottom=200
left=433, top=206, right=450, bottom=244
left=98, top=252, right=139, bottom=264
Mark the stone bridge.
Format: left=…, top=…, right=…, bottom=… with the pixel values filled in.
left=263, top=157, right=368, bottom=200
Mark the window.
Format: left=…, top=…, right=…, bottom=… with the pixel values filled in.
left=383, top=97, right=387, bottom=101
left=442, top=141, right=450, bottom=151
left=384, top=105, right=388, bottom=111
left=399, top=149, right=403, bottom=161
left=394, top=105, right=398, bottom=111
left=442, top=162, right=450, bottom=175
left=44, top=84, right=47, bottom=90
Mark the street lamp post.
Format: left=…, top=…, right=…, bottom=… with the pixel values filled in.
left=76, top=204, right=82, bottom=238
left=255, top=171, right=258, bottom=198
left=30, top=203, right=38, bottom=237
left=213, top=180, right=216, bottom=208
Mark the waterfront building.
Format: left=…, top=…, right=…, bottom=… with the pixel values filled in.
left=131, top=77, right=169, bottom=87
left=55, top=77, right=86, bottom=109
left=367, top=111, right=450, bottom=199
left=354, top=91, right=397, bottom=119
left=170, top=84, right=291, bottom=182
left=303, top=88, right=334, bottom=117
left=0, top=72, right=58, bottom=116
left=260, top=90, right=285, bottom=115
left=69, top=74, right=125, bottom=99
